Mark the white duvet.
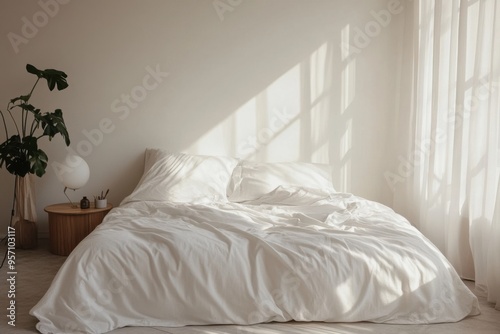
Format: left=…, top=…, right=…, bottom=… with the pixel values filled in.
left=31, top=187, right=480, bottom=333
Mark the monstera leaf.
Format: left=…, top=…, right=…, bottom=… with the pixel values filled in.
left=26, top=64, right=68, bottom=91
left=0, top=64, right=70, bottom=177
left=0, top=135, right=49, bottom=177
left=34, top=109, right=70, bottom=145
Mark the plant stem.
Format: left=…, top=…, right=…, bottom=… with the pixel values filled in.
left=22, top=105, right=29, bottom=137
left=27, top=78, right=39, bottom=99
left=21, top=78, right=39, bottom=138
left=0, top=109, right=9, bottom=141
left=6, top=102, right=20, bottom=137
left=30, top=119, right=40, bottom=137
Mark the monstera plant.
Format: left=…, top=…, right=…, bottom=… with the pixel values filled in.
left=0, top=64, right=70, bottom=249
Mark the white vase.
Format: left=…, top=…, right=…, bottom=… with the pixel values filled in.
left=14, top=174, right=38, bottom=249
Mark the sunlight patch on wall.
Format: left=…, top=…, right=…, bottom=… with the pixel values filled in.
left=186, top=98, right=257, bottom=156
left=186, top=65, right=301, bottom=161
left=308, top=42, right=331, bottom=163
left=256, top=64, right=301, bottom=162
left=340, top=119, right=352, bottom=191
left=310, top=42, right=328, bottom=105
left=339, top=24, right=355, bottom=191
left=342, top=60, right=356, bottom=113
left=310, top=101, right=330, bottom=163
left=340, top=24, right=356, bottom=113
left=186, top=41, right=344, bottom=166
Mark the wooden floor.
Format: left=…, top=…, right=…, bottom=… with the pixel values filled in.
left=1, top=240, right=499, bottom=334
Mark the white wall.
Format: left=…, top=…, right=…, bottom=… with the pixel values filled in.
left=0, top=0, right=404, bottom=237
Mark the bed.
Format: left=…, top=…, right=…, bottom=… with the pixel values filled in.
left=30, top=149, right=480, bottom=333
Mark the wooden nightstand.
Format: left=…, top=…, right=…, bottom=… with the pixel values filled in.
left=45, top=203, right=112, bottom=256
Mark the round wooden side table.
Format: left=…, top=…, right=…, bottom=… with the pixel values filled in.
left=45, top=203, right=112, bottom=256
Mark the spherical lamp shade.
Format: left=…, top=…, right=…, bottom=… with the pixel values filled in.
left=61, top=155, right=90, bottom=190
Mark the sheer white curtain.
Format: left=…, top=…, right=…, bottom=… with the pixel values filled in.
left=391, top=0, right=500, bottom=309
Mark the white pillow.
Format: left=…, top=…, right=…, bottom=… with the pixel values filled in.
left=227, top=161, right=334, bottom=203
left=121, top=149, right=238, bottom=204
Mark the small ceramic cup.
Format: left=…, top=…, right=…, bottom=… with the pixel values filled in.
left=95, top=199, right=107, bottom=209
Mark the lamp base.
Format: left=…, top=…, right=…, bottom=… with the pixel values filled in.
left=63, top=187, right=79, bottom=208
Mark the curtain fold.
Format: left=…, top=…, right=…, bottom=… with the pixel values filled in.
left=393, top=0, right=500, bottom=309
left=490, top=180, right=500, bottom=309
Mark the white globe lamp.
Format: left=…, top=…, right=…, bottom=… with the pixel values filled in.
left=59, top=155, right=90, bottom=207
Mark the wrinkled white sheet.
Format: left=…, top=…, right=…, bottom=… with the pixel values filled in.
left=31, top=187, right=480, bottom=334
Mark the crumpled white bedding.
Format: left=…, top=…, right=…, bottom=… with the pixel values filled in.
left=30, top=187, right=480, bottom=334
